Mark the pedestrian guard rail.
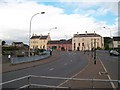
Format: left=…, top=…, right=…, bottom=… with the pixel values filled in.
left=10, top=51, right=50, bottom=64
left=0, top=75, right=119, bottom=90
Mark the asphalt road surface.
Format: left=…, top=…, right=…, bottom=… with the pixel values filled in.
left=2, top=50, right=119, bottom=89
left=96, top=50, right=118, bottom=80
left=2, top=51, right=89, bottom=88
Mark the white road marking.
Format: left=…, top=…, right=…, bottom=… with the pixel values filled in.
left=49, top=68, right=54, bottom=71
left=57, top=56, right=90, bottom=87
left=99, top=72, right=101, bottom=75
left=98, top=57, right=116, bottom=90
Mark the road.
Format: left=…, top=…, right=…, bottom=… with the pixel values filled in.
left=96, top=50, right=118, bottom=80
left=2, top=51, right=89, bottom=88
left=2, top=50, right=119, bottom=89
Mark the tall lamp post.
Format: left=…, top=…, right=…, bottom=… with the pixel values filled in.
left=48, top=27, right=57, bottom=55
left=49, top=27, right=57, bottom=33
left=65, top=35, right=67, bottom=51
left=103, top=27, right=113, bottom=50
left=29, top=12, right=45, bottom=56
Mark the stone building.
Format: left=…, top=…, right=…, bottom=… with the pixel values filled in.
left=30, top=33, right=50, bottom=50
left=109, top=37, right=120, bottom=50
left=72, top=32, right=104, bottom=51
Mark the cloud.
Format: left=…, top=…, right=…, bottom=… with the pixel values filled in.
left=0, top=1, right=118, bottom=44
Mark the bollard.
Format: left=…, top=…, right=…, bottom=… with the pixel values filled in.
left=50, top=51, right=52, bottom=55
left=94, top=60, right=96, bottom=64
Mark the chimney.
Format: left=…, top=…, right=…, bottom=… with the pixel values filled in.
left=77, top=32, right=79, bottom=35
left=32, top=33, right=34, bottom=36
left=94, top=31, right=95, bottom=35
left=48, top=33, right=50, bottom=36
left=85, top=31, right=87, bottom=35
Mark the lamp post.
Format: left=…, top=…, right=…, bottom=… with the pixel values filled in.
left=28, top=12, right=45, bottom=56
left=65, top=35, right=67, bottom=51
left=49, top=27, right=57, bottom=32
left=48, top=27, right=57, bottom=52
left=94, top=38, right=96, bottom=64
left=103, top=27, right=113, bottom=50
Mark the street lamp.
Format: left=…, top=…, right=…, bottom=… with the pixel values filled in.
left=103, top=27, right=113, bottom=50
left=65, top=35, right=67, bottom=51
left=28, top=12, right=45, bottom=56
left=49, top=27, right=57, bottom=32
left=48, top=27, right=57, bottom=50
left=93, top=31, right=96, bottom=64
left=49, top=27, right=57, bottom=36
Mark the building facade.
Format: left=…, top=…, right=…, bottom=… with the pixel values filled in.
left=112, top=37, right=120, bottom=50
left=47, top=39, right=72, bottom=51
left=12, top=42, right=24, bottom=47
left=72, top=32, right=104, bottom=51
left=30, top=34, right=50, bottom=50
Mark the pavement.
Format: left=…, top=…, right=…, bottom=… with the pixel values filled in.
left=2, top=51, right=59, bottom=73
left=59, top=52, right=117, bottom=89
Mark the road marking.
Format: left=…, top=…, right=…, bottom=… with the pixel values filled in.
left=99, top=72, right=101, bottom=75
left=57, top=56, right=90, bottom=87
left=49, top=68, right=54, bottom=71
left=98, top=57, right=116, bottom=90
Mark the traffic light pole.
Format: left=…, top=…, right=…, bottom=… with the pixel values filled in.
left=94, top=39, right=96, bottom=64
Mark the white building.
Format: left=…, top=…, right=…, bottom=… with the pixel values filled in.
left=72, top=32, right=104, bottom=51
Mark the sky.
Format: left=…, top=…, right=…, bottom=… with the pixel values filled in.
left=0, top=0, right=119, bottom=44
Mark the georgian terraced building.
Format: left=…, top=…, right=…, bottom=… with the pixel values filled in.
left=30, top=33, right=51, bottom=50
left=30, top=32, right=104, bottom=51
left=72, top=32, right=104, bottom=51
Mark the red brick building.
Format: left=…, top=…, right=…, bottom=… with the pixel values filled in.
left=47, top=39, right=72, bottom=51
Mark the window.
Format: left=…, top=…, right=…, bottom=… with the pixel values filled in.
left=78, top=43, right=80, bottom=46
left=82, top=43, right=84, bottom=46
left=74, top=43, right=76, bottom=46
left=43, top=45, right=45, bottom=49
left=97, top=42, right=99, bottom=47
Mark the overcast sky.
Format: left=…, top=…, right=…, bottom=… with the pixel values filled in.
left=0, top=0, right=119, bottom=44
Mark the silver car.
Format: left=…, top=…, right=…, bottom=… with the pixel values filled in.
left=109, top=50, right=119, bottom=56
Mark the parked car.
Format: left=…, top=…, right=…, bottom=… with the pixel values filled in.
left=109, top=50, right=119, bottom=56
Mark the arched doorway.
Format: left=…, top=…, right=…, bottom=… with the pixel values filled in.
left=61, top=47, right=65, bottom=51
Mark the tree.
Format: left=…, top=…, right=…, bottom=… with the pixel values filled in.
left=104, top=37, right=112, bottom=50
left=2, top=41, right=6, bottom=46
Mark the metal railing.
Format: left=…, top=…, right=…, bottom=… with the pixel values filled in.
left=0, top=75, right=119, bottom=90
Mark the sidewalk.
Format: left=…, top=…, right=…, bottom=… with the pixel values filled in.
left=2, top=51, right=59, bottom=73
left=60, top=52, right=114, bottom=89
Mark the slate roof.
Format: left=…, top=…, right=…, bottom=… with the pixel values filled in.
left=74, top=33, right=101, bottom=37
left=47, top=39, right=72, bottom=44
left=113, top=37, right=120, bottom=41
left=12, top=42, right=23, bottom=44
left=31, top=35, right=48, bottom=39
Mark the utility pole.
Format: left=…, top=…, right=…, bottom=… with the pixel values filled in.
left=94, top=39, right=96, bottom=64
